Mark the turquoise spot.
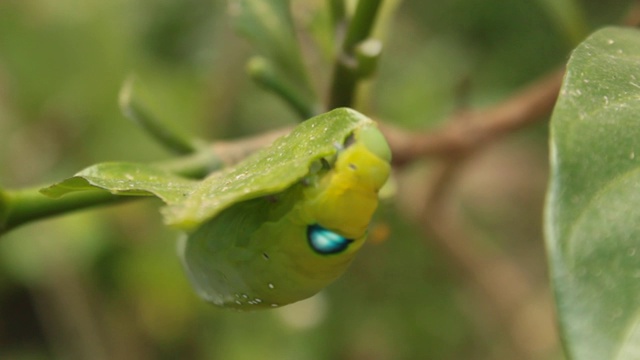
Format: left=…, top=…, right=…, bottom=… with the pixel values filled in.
left=307, top=224, right=352, bottom=254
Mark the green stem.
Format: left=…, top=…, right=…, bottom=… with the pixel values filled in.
left=342, top=0, right=383, bottom=53
left=248, top=57, right=318, bottom=119
left=328, top=0, right=384, bottom=109
left=1, top=188, right=126, bottom=233
left=0, top=148, right=223, bottom=235
left=119, top=77, right=201, bottom=155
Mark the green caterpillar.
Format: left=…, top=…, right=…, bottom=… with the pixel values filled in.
left=179, top=120, right=391, bottom=310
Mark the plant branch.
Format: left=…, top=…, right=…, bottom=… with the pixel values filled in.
left=1, top=188, right=126, bottom=234
left=383, top=68, right=565, bottom=165
left=328, top=0, right=384, bottom=109
left=373, top=0, right=640, bottom=164
left=119, top=76, right=203, bottom=155
left=248, top=57, right=317, bottom=119
left=341, top=0, right=383, bottom=53
left=0, top=61, right=565, bottom=236
left=0, top=127, right=292, bottom=235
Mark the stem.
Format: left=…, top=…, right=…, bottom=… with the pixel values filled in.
left=248, top=57, right=317, bottom=119
left=1, top=187, right=126, bottom=233
left=0, top=152, right=219, bottom=234
left=0, top=126, right=293, bottom=235
left=119, top=76, right=201, bottom=155
left=328, top=0, right=384, bottom=109
left=342, top=0, right=383, bottom=53
left=384, top=68, right=565, bottom=165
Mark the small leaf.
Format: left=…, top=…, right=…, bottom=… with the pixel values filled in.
left=164, top=108, right=372, bottom=229
left=546, top=27, right=640, bottom=360
left=41, top=162, right=198, bottom=205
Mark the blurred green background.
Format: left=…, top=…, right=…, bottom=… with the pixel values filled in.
left=0, top=0, right=633, bottom=359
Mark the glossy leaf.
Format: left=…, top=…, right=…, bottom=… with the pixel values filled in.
left=41, top=162, right=198, bottom=205
left=546, top=27, right=640, bottom=360
left=40, top=108, right=373, bottom=232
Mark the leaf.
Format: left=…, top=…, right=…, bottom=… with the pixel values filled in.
left=41, top=162, right=198, bottom=205
left=546, top=27, right=640, bottom=360
left=163, top=108, right=372, bottom=229
left=39, top=109, right=372, bottom=232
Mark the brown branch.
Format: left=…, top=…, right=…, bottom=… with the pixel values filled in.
left=177, top=67, right=563, bottom=172
left=624, top=0, right=640, bottom=26
left=209, top=127, right=292, bottom=166
left=203, top=65, right=562, bottom=169
left=383, top=68, right=564, bottom=166
left=383, top=0, right=640, bottom=165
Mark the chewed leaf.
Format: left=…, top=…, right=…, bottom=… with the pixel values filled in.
left=163, top=108, right=372, bottom=229
left=41, top=162, right=198, bottom=205
left=545, top=27, right=640, bottom=360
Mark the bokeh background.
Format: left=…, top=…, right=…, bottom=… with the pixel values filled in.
left=0, top=1, right=634, bottom=359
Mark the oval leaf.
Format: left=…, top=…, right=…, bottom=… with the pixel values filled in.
left=546, top=27, right=640, bottom=360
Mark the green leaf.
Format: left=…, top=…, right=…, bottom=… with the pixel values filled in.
left=41, top=162, right=198, bottom=205
left=39, top=109, right=374, bottom=233
left=163, top=108, right=372, bottom=229
left=546, top=27, right=640, bottom=360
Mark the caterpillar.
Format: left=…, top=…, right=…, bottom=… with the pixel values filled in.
left=178, top=120, right=391, bottom=310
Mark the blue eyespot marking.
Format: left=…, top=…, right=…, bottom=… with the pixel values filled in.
left=307, top=224, right=352, bottom=254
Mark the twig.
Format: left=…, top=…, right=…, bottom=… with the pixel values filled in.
left=328, top=0, right=384, bottom=109
left=0, top=62, right=563, bottom=235
left=0, top=127, right=292, bottom=235
left=177, top=67, right=564, bottom=169
left=624, top=0, right=640, bottom=26
left=119, top=76, right=202, bottom=155
left=0, top=62, right=564, bottom=235
left=383, top=68, right=564, bottom=165
left=381, top=0, right=640, bottom=167
left=248, top=57, right=317, bottom=119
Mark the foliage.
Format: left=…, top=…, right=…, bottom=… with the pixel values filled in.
left=0, top=0, right=638, bottom=359
left=547, top=27, right=640, bottom=360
